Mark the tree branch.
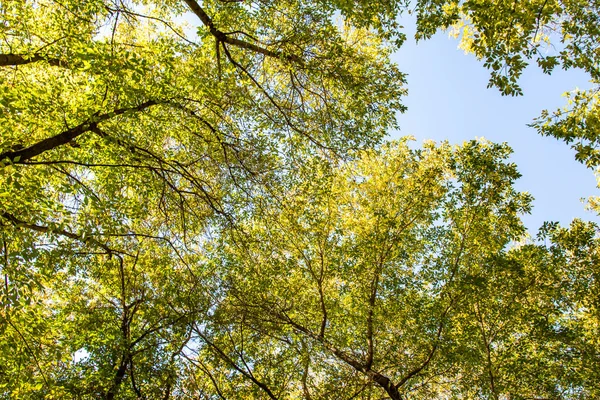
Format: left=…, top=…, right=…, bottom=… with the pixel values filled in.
left=182, top=0, right=301, bottom=63
left=396, top=298, right=456, bottom=389
left=193, top=326, right=281, bottom=400
left=221, top=43, right=334, bottom=153
left=0, top=53, right=65, bottom=67
left=365, top=271, right=379, bottom=369
left=280, top=313, right=404, bottom=400
left=1, top=212, right=114, bottom=255
left=0, top=100, right=159, bottom=165
left=474, top=302, right=499, bottom=400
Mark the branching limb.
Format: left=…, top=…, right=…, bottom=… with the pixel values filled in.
left=193, top=325, right=281, bottom=400
left=182, top=0, right=301, bottom=62
left=0, top=100, right=160, bottom=165
left=279, top=313, right=404, bottom=400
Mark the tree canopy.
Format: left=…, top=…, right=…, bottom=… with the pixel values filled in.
left=0, top=0, right=599, bottom=399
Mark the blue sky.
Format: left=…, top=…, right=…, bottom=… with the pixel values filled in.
left=391, top=17, right=599, bottom=232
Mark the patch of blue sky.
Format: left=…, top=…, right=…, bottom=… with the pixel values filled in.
left=391, top=16, right=599, bottom=233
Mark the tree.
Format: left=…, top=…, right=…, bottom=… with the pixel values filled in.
left=0, top=0, right=404, bottom=397
left=1, top=0, right=599, bottom=399
left=211, top=139, right=599, bottom=399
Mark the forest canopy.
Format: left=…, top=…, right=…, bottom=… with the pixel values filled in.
left=0, top=0, right=599, bottom=399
